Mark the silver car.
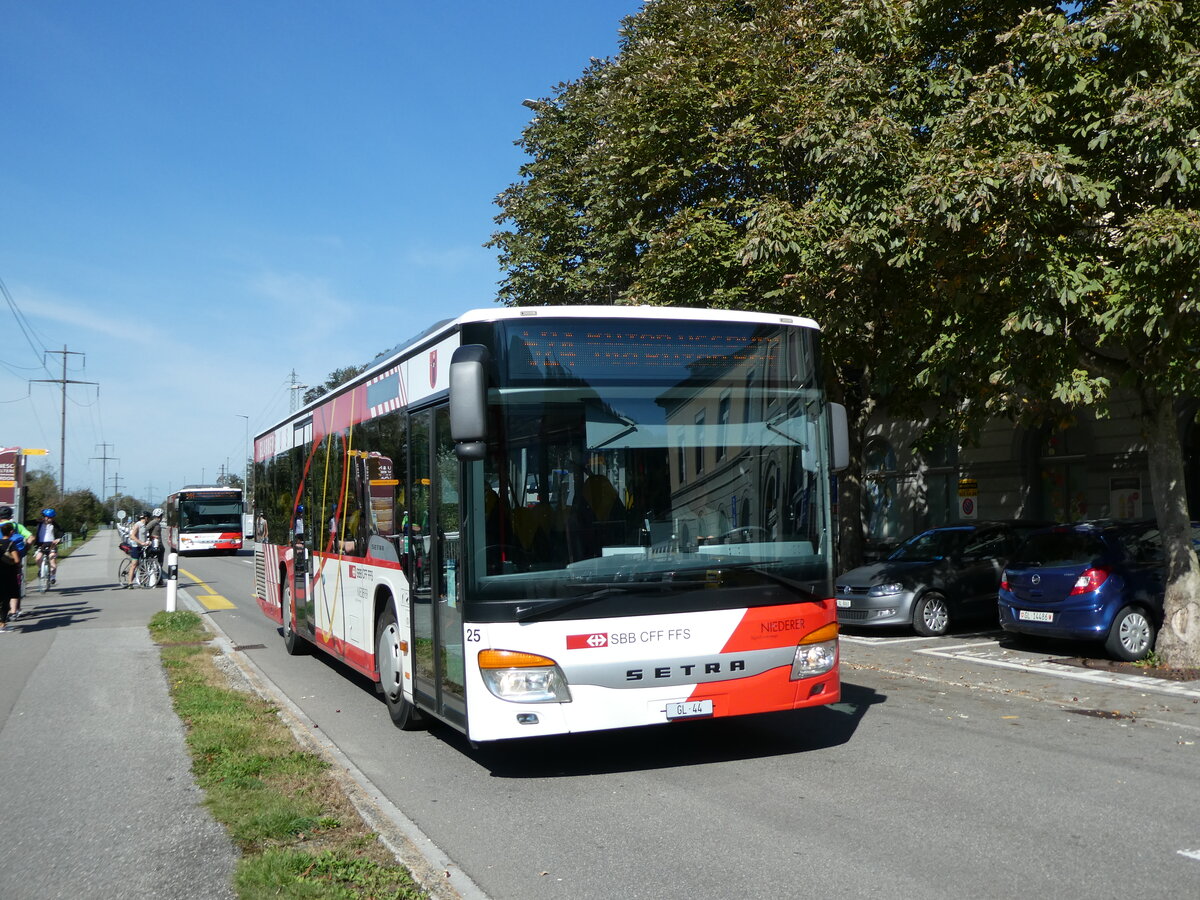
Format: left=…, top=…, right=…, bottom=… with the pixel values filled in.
left=836, top=522, right=1038, bottom=636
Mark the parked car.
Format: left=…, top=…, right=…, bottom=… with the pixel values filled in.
left=997, top=521, right=1168, bottom=661
left=835, top=522, right=1043, bottom=636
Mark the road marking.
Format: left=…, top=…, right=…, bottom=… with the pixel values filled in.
left=840, top=634, right=933, bottom=646
left=180, top=568, right=236, bottom=610
left=917, top=641, right=1200, bottom=700
left=1178, top=849, right=1200, bottom=862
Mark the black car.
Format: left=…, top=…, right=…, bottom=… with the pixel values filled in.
left=835, top=521, right=1047, bottom=636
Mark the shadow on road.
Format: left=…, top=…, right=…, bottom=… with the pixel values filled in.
left=11, top=597, right=99, bottom=631
left=464, top=680, right=886, bottom=778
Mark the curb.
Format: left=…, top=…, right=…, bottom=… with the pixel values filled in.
left=174, top=586, right=490, bottom=900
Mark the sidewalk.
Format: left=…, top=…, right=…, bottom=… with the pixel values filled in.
left=0, top=528, right=237, bottom=900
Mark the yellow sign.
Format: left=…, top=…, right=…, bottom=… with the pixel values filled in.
left=958, top=478, right=979, bottom=498
left=22, top=448, right=48, bottom=455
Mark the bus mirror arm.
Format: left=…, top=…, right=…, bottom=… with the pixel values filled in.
left=450, top=344, right=491, bottom=462
left=830, top=402, right=850, bottom=471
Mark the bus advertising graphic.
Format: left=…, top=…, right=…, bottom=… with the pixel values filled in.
left=252, top=306, right=846, bottom=743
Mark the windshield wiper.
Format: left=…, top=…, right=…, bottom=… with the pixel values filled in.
left=514, top=585, right=634, bottom=623
left=720, top=563, right=823, bottom=602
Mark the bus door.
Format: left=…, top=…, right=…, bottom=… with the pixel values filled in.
left=409, top=406, right=466, bottom=728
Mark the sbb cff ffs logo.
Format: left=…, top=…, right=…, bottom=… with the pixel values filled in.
left=567, top=632, right=609, bottom=649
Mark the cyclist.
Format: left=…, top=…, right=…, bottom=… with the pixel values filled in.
left=33, top=508, right=63, bottom=586
left=145, top=508, right=167, bottom=584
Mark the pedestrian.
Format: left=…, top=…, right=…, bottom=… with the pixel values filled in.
left=0, top=522, right=22, bottom=632
left=0, top=506, right=31, bottom=615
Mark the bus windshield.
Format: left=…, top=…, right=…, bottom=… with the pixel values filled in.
left=467, top=330, right=834, bottom=614
left=178, top=496, right=243, bottom=533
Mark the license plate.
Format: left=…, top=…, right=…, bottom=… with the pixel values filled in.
left=1019, top=609, right=1054, bottom=623
left=836, top=598, right=852, bottom=608
left=665, top=699, right=713, bottom=720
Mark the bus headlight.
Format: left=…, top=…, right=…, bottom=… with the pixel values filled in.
left=478, top=649, right=572, bottom=703
left=790, top=622, right=839, bottom=680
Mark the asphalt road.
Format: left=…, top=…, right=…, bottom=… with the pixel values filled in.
left=181, top=549, right=1200, bottom=900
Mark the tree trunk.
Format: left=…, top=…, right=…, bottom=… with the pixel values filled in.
left=836, top=396, right=870, bottom=573
left=1143, top=394, right=1200, bottom=668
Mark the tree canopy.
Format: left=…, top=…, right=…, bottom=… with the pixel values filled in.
left=492, top=0, right=1200, bottom=664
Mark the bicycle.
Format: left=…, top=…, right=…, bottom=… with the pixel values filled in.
left=119, top=539, right=161, bottom=588
left=36, top=542, right=55, bottom=593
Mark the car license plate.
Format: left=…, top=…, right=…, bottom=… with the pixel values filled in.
left=836, top=598, right=851, bottom=608
left=1019, top=609, right=1054, bottom=623
left=665, top=699, right=713, bottom=720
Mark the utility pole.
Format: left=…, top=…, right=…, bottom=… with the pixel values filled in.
left=31, top=346, right=98, bottom=495
left=109, top=472, right=125, bottom=521
left=91, top=443, right=117, bottom=507
left=289, top=370, right=308, bottom=412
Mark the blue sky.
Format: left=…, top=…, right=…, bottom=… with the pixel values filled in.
left=1, top=0, right=643, bottom=512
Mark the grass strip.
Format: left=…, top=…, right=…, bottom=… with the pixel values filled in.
left=149, top=610, right=426, bottom=900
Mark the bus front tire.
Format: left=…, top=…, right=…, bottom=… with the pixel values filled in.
left=282, top=583, right=308, bottom=656
left=375, top=607, right=423, bottom=730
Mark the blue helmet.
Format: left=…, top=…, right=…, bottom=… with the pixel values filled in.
left=42, top=508, right=56, bottom=518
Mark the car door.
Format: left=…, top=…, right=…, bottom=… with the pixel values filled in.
left=956, top=527, right=1013, bottom=612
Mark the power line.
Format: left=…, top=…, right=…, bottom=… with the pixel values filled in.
left=0, top=274, right=51, bottom=372
left=91, top=444, right=117, bottom=506
left=30, top=346, right=99, bottom=495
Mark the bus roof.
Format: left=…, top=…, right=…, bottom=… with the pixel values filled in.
left=257, top=305, right=821, bottom=441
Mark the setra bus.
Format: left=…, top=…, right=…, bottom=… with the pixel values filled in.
left=165, top=485, right=245, bottom=555
left=252, top=306, right=849, bottom=743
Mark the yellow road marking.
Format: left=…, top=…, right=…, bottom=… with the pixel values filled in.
left=180, top=568, right=236, bottom=610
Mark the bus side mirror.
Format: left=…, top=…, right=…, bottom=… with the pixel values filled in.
left=450, top=344, right=490, bottom=461
left=830, top=402, right=850, bottom=471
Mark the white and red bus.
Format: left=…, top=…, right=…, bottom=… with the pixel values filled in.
left=252, top=307, right=848, bottom=743
left=165, top=485, right=245, bottom=555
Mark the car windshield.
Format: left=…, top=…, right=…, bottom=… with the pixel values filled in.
left=887, top=529, right=970, bottom=562
left=1011, top=531, right=1107, bottom=568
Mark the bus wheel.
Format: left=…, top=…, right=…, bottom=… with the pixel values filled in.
left=375, top=607, right=423, bottom=730
left=282, top=582, right=308, bottom=656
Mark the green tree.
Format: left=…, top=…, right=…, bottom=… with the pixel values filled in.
left=22, top=468, right=59, bottom=525
left=898, top=1, right=1200, bottom=666
left=492, top=0, right=1200, bottom=665
left=57, top=489, right=105, bottom=535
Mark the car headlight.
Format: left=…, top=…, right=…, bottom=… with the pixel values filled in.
left=791, top=623, right=838, bottom=679
left=869, top=582, right=905, bottom=597
left=478, top=649, right=571, bottom=703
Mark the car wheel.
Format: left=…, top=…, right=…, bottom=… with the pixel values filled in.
left=913, top=592, right=950, bottom=636
left=282, top=581, right=308, bottom=656
left=1104, top=606, right=1155, bottom=661
left=375, top=605, right=423, bottom=730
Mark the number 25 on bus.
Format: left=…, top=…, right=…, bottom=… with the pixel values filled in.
left=252, top=306, right=850, bottom=743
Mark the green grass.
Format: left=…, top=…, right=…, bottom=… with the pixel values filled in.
left=148, top=610, right=426, bottom=899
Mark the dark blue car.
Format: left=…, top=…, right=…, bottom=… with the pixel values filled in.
left=997, top=522, right=1166, bottom=661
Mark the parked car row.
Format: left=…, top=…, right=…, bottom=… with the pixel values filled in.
left=835, top=520, right=1192, bottom=661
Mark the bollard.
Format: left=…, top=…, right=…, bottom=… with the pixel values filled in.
left=165, top=551, right=179, bottom=612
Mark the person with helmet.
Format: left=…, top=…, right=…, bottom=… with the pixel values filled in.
left=34, top=508, right=63, bottom=586
left=145, top=507, right=168, bottom=579
left=125, top=511, right=151, bottom=587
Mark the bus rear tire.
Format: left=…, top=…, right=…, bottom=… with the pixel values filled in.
left=376, top=606, right=423, bottom=730
left=282, top=582, right=308, bottom=656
